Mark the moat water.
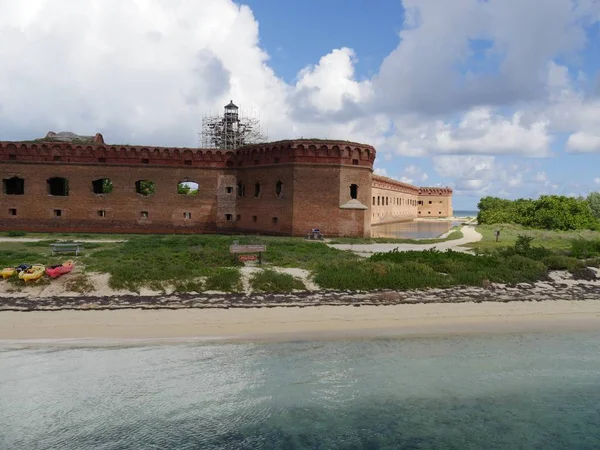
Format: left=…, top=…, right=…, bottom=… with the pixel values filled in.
left=371, top=210, right=477, bottom=240
left=371, top=220, right=460, bottom=239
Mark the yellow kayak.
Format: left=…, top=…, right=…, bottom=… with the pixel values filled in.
left=18, top=264, right=45, bottom=282
left=1, top=267, right=15, bottom=278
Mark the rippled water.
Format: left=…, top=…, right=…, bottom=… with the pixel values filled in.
left=2, top=332, right=600, bottom=449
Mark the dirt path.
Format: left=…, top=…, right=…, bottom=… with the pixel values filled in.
left=328, top=225, right=483, bottom=256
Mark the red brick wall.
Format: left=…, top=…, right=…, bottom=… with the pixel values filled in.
left=0, top=139, right=376, bottom=237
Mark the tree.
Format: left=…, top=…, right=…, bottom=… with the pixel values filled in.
left=587, top=192, right=600, bottom=219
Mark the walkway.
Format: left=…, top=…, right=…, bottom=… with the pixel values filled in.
left=328, top=225, right=483, bottom=257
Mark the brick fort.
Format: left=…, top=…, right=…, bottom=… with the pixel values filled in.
left=0, top=127, right=452, bottom=238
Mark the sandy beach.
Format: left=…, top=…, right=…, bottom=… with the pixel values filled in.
left=2, top=300, right=600, bottom=345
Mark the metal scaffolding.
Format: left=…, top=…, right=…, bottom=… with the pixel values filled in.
left=199, top=100, right=266, bottom=150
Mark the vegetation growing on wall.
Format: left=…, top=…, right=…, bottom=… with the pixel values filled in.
left=477, top=195, right=599, bottom=230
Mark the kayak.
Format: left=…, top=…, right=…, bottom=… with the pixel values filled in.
left=2, top=264, right=31, bottom=279
left=18, top=264, right=45, bottom=282
left=1, top=267, right=15, bottom=278
left=46, top=260, right=74, bottom=278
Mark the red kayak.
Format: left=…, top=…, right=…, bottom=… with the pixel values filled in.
left=46, top=260, right=74, bottom=278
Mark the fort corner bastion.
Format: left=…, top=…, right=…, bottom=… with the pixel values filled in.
left=0, top=133, right=452, bottom=237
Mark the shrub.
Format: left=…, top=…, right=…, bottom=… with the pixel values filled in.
left=205, top=269, right=242, bottom=292
left=6, top=230, right=26, bottom=237
left=570, top=239, right=600, bottom=259
left=250, top=270, right=306, bottom=292
left=542, top=255, right=585, bottom=272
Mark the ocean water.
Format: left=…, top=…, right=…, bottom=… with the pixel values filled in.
left=2, top=332, right=600, bottom=449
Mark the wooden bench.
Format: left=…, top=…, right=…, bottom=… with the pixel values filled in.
left=51, top=243, right=83, bottom=256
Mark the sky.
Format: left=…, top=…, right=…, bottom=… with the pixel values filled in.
left=1, top=1, right=600, bottom=209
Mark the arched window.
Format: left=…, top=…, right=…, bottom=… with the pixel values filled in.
left=177, top=180, right=199, bottom=196
left=275, top=180, right=283, bottom=197
left=350, top=184, right=358, bottom=200
left=377, top=196, right=380, bottom=206
left=254, top=182, right=261, bottom=198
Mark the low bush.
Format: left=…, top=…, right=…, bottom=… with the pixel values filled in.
left=205, top=269, right=242, bottom=292
left=250, top=270, right=306, bottom=292
left=541, top=255, right=585, bottom=272
left=6, top=230, right=26, bottom=237
left=570, top=239, right=600, bottom=259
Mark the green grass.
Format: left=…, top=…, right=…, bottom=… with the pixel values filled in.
left=81, top=234, right=356, bottom=291
left=314, top=249, right=549, bottom=290
left=328, top=229, right=463, bottom=245
left=468, top=224, right=600, bottom=252
left=250, top=270, right=306, bottom=292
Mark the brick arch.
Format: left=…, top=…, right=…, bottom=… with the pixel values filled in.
left=205, top=151, right=213, bottom=161
left=318, top=145, right=328, bottom=157
left=331, top=145, right=340, bottom=157
left=307, top=144, right=317, bottom=156
left=215, top=151, right=223, bottom=161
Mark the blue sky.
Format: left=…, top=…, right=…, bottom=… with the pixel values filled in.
left=1, top=0, right=600, bottom=209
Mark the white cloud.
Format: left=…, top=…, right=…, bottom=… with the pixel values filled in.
left=374, top=168, right=388, bottom=177
left=566, top=132, right=600, bottom=152
left=385, top=108, right=551, bottom=157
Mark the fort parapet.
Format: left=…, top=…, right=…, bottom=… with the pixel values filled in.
left=0, top=135, right=452, bottom=236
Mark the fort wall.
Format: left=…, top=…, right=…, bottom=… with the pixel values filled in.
left=417, top=187, right=453, bottom=218
left=0, top=138, right=376, bottom=237
left=371, top=175, right=419, bottom=225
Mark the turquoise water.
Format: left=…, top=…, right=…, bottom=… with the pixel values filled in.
left=2, top=332, right=600, bottom=449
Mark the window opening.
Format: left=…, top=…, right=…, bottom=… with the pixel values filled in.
left=254, top=182, right=261, bottom=197
left=272, top=217, right=278, bottom=224
left=92, top=178, right=113, bottom=194
left=226, top=186, right=233, bottom=194
left=237, top=182, right=246, bottom=197
left=140, top=211, right=149, bottom=218
left=184, top=212, right=192, bottom=219
left=225, top=214, right=233, bottom=221
left=252, top=215, right=257, bottom=222
left=275, top=180, right=283, bottom=197
left=177, top=181, right=198, bottom=195
left=3, top=177, right=24, bottom=195
left=54, top=209, right=62, bottom=217
left=350, top=184, right=358, bottom=200
left=352, top=159, right=359, bottom=165
left=47, top=177, right=69, bottom=196
left=97, top=210, right=106, bottom=217
left=9, top=208, right=16, bottom=216
left=135, top=180, right=156, bottom=196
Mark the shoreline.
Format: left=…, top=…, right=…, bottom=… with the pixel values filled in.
left=2, top=300, right=600, bottom=345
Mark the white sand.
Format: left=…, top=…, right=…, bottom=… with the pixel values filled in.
left=2, top=300, right=600, bottom=345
